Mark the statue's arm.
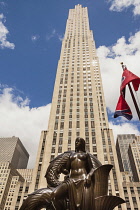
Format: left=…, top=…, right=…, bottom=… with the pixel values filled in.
left=88, top=154, right=95, bottom=174
left=85, top=154, right=95, bottom=186
left=61, top=155, right=71, bottom=175
left=45, top=151, right=72, bottom=187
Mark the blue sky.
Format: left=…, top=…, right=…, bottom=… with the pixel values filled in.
left=0, top=0, right=140, bottom=167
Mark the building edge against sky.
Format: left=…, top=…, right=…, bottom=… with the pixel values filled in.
left=29, top=4, right=127, bottom=209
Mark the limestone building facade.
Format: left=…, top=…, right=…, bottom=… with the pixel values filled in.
left=29, top=5, right=127, bottom=210
left=0, top=162, right=33, bottom=210
left=121, top=172, right=140, bottom=209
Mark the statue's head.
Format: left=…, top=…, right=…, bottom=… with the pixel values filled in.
left=75, top=137, right=86, bottom=152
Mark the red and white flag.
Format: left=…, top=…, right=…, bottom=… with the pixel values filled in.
left=121, top=67, right=140, bottom=92
left=114, top=95, right=132, bottom=120
left=114, top=67, right=140, bottom=120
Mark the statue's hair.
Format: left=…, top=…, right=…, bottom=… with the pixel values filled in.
left=75, top=137, right=86, bottom=152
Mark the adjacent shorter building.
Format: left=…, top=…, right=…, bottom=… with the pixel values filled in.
left=128, top=137, right=140, bottom=182
left=0, top=137, right=33, bottom=210
left=116, top=134, right=140, bottom=209
left=116, top=134, right=140, bottom=182
left=116, top=134, right=136, bottom=180
left=0, top=137, right=29, bottom=169
left=121, top=172, right=140, bottom=210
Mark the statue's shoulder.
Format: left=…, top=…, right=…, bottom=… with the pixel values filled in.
left=45, top=150, right=75, bottom=187
left=49, top=150, right=74, bottom=164
left=64, top=150, right=75, bottom=155
left=87, top=152, right=102, bottom=169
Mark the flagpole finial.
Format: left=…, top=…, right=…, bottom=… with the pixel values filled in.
left=120, top=62, right=125, bottom=71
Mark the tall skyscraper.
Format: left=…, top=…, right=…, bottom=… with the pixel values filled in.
left=30, top=5, right=126, bottom=209
left=0, top=137, right=29, bottom=169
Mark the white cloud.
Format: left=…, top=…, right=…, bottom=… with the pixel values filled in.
left=0, top=13, right=15, bottom=49
left=0, top=2, right=6, bottom=8
left=97, top=30, right=140, bottom=121
left=31, top=35, right=40, bottom=42
left=0, top=86, right=51, bottom=168
left=0, top=2, right=6, bottom=6
left=46, top=29, right=56, bottom=41
left=109, top=122, right=140, bottom=141
left=46, top=29, right=63, bottom=41
left=58, top=34, right=64, bottom=42
left=108, top=0, right=140, bottom=15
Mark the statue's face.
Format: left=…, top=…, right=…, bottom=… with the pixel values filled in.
left=75, top=138, right=82, bottom=149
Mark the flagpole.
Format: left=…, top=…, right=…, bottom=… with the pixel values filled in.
left=121, top=62, right=140, bottom=120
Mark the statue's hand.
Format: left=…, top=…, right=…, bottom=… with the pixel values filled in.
left=61, top=167, right=69, bottom=175
left=85, top=174, right=91, bottom=187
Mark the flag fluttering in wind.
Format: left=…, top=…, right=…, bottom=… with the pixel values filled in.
left=114, top=66, right=140, bottom=120
left=120, top=67, right=140, bottom=92
left=114, top=95, right=132, bottom=120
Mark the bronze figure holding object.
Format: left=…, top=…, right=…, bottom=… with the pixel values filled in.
left=20, top=137, right=125, bottom=210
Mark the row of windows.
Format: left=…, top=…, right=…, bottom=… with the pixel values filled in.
left=54, top=119, right=95, bottom=131
left=51, top=138, right=97, bottom=154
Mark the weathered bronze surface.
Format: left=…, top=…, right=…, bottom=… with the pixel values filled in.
left=20, top=137, right=125, bottom=210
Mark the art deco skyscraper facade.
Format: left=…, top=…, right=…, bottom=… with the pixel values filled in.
left=30, top=5, right=126, bottom=209
left=128, top=137, right=140, bottom=182
left=116, top=134, right=140, bottom=209
left=116, top=134, right=136, bottom=174
left=116, top=134, right=140, bottom=182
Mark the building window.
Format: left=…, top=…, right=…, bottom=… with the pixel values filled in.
left=58, top=147, right=62, bottom=153
left=92, top=138, right=96, bottom=144
left=69, top=121, right=72, bottom=128
left=68, top=131, right=72, bottom=136
left=68, top=139, right=71, bottom=144
left=51, top=147, right=55, bottom=153
left=92, top=131, right=95, bottom=136
left=93, top=146, right=97, bottom=152
left=50, top=155, right=55, bottom=161
left=56, top=109, right=59, bottom=114
left=59, top=138, right=63, bottom=145
left=54, top=122, right=58, bottom=130
left=91, top=121, right=94, bottom=128
left=77, top=121, right=80, bottom=128
left=85, top=131, right=89, bottom=136
left=132, top=197, right=137, bottom=204
left=60, top=122, right=64, bottom=130
left=85, top=121, right=88, bottom=127
left=130, top=187, right=134, bottom=193
left=17, top=196, right=21, bottom=202
left=86, top=137, right=89, bottom=143
left=60, top=133, right=63, bottom=137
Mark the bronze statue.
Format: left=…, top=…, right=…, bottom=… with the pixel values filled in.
left=20, top=137, right=125, bottom=210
